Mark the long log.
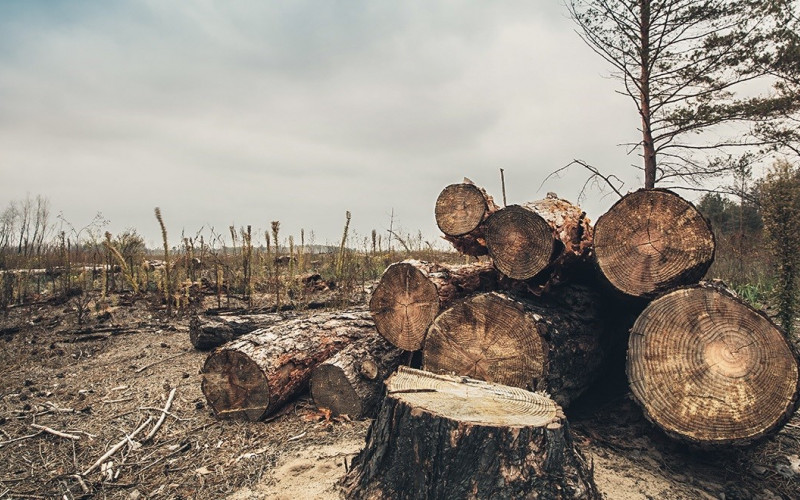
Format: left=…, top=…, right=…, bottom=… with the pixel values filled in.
left=341, top=367, right=599, bottom=499
left=422, top=287, right=605, bottom=408
left=368, top=260, right=501, bottom=351
left=310, top=334, right=405, bottom=419
left=435, top=180, right=500, bottom=256
left=594, top=189, right=715, bottom=298
left=189, top=312, right=296, bottom=350
left=200, top=309, right=374, bottom=421
left=628, top=285, right=800, bottom=446
left=484, top=194, right=593, bottom=280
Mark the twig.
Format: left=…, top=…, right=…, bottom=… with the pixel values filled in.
left=0, top=431, right=43, bottom=448
left=71, top=474, right=90, bottom=494
left=102, top=397, right=134, bottom=405
left=82, top=417, right=153, bottom=476
left=30, top=424, right=80, bottom=441
left=500, top=168, right=507, bottom=207
left=287, top=431, right=306, bottom=442
left=143, top=388, right=176, bottom=442
left=134, top=351, right=189, bottom=374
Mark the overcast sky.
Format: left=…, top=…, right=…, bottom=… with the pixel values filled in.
left=0, top=1, right=646, bottom=248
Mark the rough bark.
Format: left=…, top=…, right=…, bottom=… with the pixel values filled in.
left=310, top=334, right=405, bottom=419
left=435, top=180, right=500, bottom=257
left=628, top=285, right=800, bottom=446
left=189, top=312, right=296, bottom=351
left=369, top=260, right=500, bottom=351
left=201, top=309, right=374, bottom=421
left=422, top=286, right=605, bottom=408
left=484, top=194, right=593, bottom=281
left=594, top=189, right=714, bottom=299
left=341, top=367, right=599, bottom=500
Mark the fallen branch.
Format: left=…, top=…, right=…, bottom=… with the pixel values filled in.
left=82, top=417, right=153, bottom=476
left=143, top=388, right=177, bottom=443
left=134, top=352, right=190, bottom=374
left=0, top=431, right=43, bottom=448
left=30, top=423, right=80, bottom=441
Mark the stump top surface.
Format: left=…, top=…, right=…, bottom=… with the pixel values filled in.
left=435, top=183, right=489, bottom=236
left=594, top=189, right=714, bottom=297
left=628, top=287, right=800, bottom=444
left=387, top=366, right=559, bottom=428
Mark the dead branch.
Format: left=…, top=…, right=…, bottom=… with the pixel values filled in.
left=540, top=159, right=625, bottom=201
left=142, top=388, right=177, bottom=443
left=134, top=351, right=190, bottom=374
left=0, top=430, right=43, bottom=448
left=30, top=424, right=80, bottom=441
left=82, top=417, right=153, bottom=476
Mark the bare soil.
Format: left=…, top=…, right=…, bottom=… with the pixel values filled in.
left=1, top=293, right=798, bottom=499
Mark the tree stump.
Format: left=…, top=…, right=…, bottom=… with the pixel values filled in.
left=311, top=334, right=405, bottom=419
left=628, top=286, right=800, bottom=445
left=369, top=260, right=501, bottom=351
left=341, top=367, right=599, bottom=499
left=423, top=289, right=605, bottom=408
left=201, top=310, right=374, bottom=421
left=435, top=180, right=499, bottom=256
left=484, top=195, right=593, bottom=281
left=594, top=189, right=714, bottom=298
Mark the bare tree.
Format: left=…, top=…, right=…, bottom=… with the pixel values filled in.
left=568, top=0, right=797, bottom=188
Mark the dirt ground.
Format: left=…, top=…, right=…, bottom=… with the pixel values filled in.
left=1, top=293, right=799, bottom=499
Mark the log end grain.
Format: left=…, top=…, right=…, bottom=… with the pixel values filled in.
left=628, top=286, right=800, bottom=446
left=594, top=189, right=714, bottom=298
left=485, top=205, right=555, bottom=280
left=435, top=183, right=490, bottom=236
left=201, top=349, right=270, bottom=421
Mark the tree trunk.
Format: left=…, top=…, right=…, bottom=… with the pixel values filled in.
left=189, top=312, right=296, bottom=350
left=593, top=189, right=715, bottom=299
left=423, top=287, right=605, bottom=408
left=201, top=310, right=374, bottom=421
left=628, top=285, right=800, bottom=446
left=341, top=367, right=599, bottom=500
left=369, top=260, right=501, bottom=351
left=484, top=195, right=593, bottom=281
left=310, top=334, right=405, bottom=419
left=435, top=180, right=500, bottom=257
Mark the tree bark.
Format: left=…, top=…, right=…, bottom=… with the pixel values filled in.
left=189, top=312, right=296, bottom=350
left=369, top=260, right=501, bottom=351
left=435, top=180, right=500, bottom=257
left=593, top=189, right=715, bottom=299
left=628, top=285, right=800, bottom=446
left=422, top=287, right=605, bottom=408
left=341, top=367, right=599, bottom=500
left=310, top=334, right=405, bottom=419
left=484, top=194, right=593, bottom=281
left=200, top=309, right=374, bottom=421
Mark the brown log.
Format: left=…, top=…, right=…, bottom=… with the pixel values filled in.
left=484, top=194, right=593, bottom=280
left=423, top=287, right=604, bottom=408
left=310, top=334, right=405, bottom=419
left=189, top=312, right=295, bottom=350
left=435, top=180, right=500, bottom=256
left=341, top=367, right=599, bottom=499
left=628, top=285, right=800, bottom=446
left=200, top=309, right=374, bottom=421
left=594, top=189, right=714, bottom=298
left=368, top=259, right=501, bottom=351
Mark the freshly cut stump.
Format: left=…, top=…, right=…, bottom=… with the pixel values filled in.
left=423, top=290, right=604, bottom=407
left=201, top=310, right=374, bottom=421
left=342, top=367, right=599, bottom=499
left=435, top=181, right=499, bottom=257
left=628, top=286, right=800, bottom=445
left=369, top=260, right=500, bottom=351
left=594, top=189, right=714, bottom=298
left=311, top=334, right=405, bottom=419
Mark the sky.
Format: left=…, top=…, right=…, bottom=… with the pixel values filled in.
left=0, top=1, right=646, bottom=248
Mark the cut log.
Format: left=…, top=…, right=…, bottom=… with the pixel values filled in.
left=594, top=189, right=715, bottom=298
left=341, top=367, right=599, bottom=499
left=423, top=288, right=605, bottom=408
left=200, top=310, right=374, bottom=421
left=310, top=334, right=405, bottom=419
left=435, top=180, right=500, bottom=257
left=484, top=194, right=593, bottom=280
left=189, top=312, right=295, bottom=350
left=628, top=285, right=800, bottom=446
left=369, top=260, right=500, bottom=351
